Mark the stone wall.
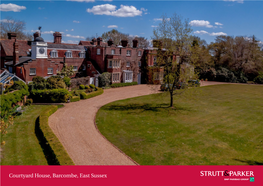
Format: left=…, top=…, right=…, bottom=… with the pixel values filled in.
left=70, top=77, right=90, bottom=88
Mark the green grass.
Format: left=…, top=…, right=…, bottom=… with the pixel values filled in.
left=96, top=84, right=263, bottom=165
left=1, top=105, right=54, bottom=165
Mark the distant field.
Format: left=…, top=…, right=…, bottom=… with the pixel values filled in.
left=96, top=84, right=263, bottom=165
left=1, top=105, right=54, bottom=165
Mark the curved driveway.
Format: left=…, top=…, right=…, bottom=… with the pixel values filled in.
left=49, top=85, right=160, bottom=165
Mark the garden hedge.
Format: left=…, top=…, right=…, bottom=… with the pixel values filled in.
left=30, top=89, right=69, bottom=103
left=80, top=88, right=103, bottom=100
left=38, top=105, right=74, bottom=165
left=70, top=96, right=80, bottom=102
left=110, top=82, right=138, bottom=88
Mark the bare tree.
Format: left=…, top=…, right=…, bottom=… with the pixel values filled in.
left=0, top=17, right=32, bottom=40
left=152, top=13, right=193, bottom=108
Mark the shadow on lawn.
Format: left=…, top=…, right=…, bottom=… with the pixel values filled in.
left=103, top=103, right=192, bottom=114
left=35, top=117, right=60, bottom=165
left=233, top=159, right=263, bottom=165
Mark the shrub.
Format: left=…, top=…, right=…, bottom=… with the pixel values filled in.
left=0, top=88, right=29, bottom=117
left=30, top=89, right=70, bottom=103
left=85, top=88, right=93, bottom=93
left=70, top=96, right=80, bottom=102
left=85, top=85, right=90, bottom=89
left=79, top=84, right=85, bottom=90
left=32, top=76, right=46, bottom=90
left=254, top=73, right=263, bottom=84
left=46, top=76, right=66, bottom=89
left=85, top=88, right=103, bottom=99
left=4, top=81, right=28, bottom=93
left=98, top=72, right=111, bottom=87
left=25, top=98, right=33, bottom=106
left=89, top=84, right=95, bottom=89
left=38, top=106, right=74, bottom=165
left=63, top=77, right=71, bottom=89
left=110, top=82, right=138, bottom=88
left=80, top=92, right=88, bottom=99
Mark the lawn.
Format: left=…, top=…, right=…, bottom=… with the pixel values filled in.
left=1, top=105, right=55, bottom=165
left=96, top=84, right=263, bottom=165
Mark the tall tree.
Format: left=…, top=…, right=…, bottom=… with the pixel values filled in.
left=0, top=17, right=32, bottom=40
left=152, top=13, right=193, bottom=107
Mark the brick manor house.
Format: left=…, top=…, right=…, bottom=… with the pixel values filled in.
left=0, top=31, right=177, bottom=85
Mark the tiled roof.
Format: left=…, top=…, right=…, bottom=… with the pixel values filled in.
left=47, top=43, right=85, bottom=50
left=0, top=39, right=31, bottom=56
left=5, top=56, right=31, bottom=66
left=79, top=41, right=93, bottom=46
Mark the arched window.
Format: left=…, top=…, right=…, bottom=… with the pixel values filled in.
left=50, top=50, right=58, bottom=58
left=65, top=50, right=72, bottom=58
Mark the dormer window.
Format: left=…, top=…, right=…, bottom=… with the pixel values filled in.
left=126, top=50, right=131, bottom=56
left=50, top=50, right=58, bottom=58
left=97, top=48, right=101, bottom=55
left=79, top=51, right=85, bottom=58
left=65, top=51, right=72, bottom=58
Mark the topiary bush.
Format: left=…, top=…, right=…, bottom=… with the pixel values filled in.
left=89, top=84, right=95, bottom=89
left=79, top=84, right=85, bottom=90
left=70, top=96, right=80, bottom=102
left=80, top=92, right=88, bottom=99
left=85, top=85, right=90, bottom=89
left=46, top=76, right=66, bottom=89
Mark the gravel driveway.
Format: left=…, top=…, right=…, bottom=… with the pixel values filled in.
left=49, top=85, right=160, bottom=165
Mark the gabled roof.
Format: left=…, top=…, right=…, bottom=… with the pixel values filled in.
left=0, top=39, right=31, bottom=56
left=79, top=41, right=93, bottom=46
left=5, top=56, right=31, bottom=66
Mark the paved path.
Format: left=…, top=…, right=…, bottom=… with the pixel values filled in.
left=49, top=85, right=160, bottom=165
left=49, top=82, right=233, bottom=165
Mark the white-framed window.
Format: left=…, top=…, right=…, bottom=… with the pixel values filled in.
left=126, top=61, right=130, bottom=67
left=47, top=68, right=53, bottom=75
left=111, top=49, right=115, bottom=55
left=153, top=56, right=157, bottom=65
left=138, top=51, right=142, bottom=56
left=112, top=73, right=120, bottom=82
left=138, top=61, right=141, bottom=67
left=79, top=51, right=86, bottom=58
left=30, top=68, right=36, bottom=75
left=97, top=48, right=101, bottom=55
left=73, top=66, right=78, bottom=71
left=65, top=51, right=72, bottom=58
left=50, top=50, right=58, bottom=58
left=124, top=71, right=133, bottom=83
left=108, top=60, right=120, bottom=68
left=126, top=50, right=131, bottom=56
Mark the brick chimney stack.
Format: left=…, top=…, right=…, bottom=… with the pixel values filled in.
left=108, top=39, right=113, bottom=46
left=153, top=40, right=162, bottom=49
left=92, top=38, right=97, bottom=45
left=13, top=39, right=19, bottom=65
left=53, top=32, right=62, bottom=44
left=121, top=40, right=128, bottom=47
left=33, top=32, right=40, bottom=41
left=8, top=32, right=17, bottom=40
left=133, top=39, right=138, bottom=48
left=97, top=37, right=102, bottom=46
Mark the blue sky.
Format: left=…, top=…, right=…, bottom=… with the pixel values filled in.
left=1, top=0, right=262, bottom=45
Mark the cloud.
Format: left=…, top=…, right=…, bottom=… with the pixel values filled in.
left=107, top=25, right=118, bottom=28
left=66, top=0, right=95, bottom=2
left=151, top=25, right=159, bottom=28
left=0, top=3, right=26, bottom=12
left=66, top=29, right=69, bottom=31
left=215, top=22, right=223, bottom=26
left=223, top=0, right=244, bottom=4
left=87, top=4, right=143, bottom=17
left=71, top=29, right=74, bottom=31
left=73, top=20, right=80, bottom=23
left=64, top=34, right=85, bottom=39
left=153, top=18, right=170, bottom=22
left=194, top=30, right=227, bottom=36
left=38, top=7, right=45, bottom=10
left=0, top=19, right=14, bottom=23
left=189, top=20, right=214, bottom=28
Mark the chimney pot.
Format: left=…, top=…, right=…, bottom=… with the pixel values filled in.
left=121, top=40, right=128, bottom=47
left=133, top=39, right=138, bottom=48
left=8, top=32, right=17, bottom=40
left=108, top=39, right=113, bottom=46
left=53, top=32, right=62, bottom=44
